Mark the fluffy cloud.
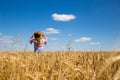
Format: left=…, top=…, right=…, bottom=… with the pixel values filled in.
left=44, top=28, right=60, bottom=34
left=0, top=36, right=13, bottom=43
left=52, top=13, right=76, bottom=21
left=74, top=37, right=92, bottom=42
left=89, top=42, right=100, bottom=45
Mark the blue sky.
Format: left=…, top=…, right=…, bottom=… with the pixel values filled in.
left=0, top=0, right=120, bottom=51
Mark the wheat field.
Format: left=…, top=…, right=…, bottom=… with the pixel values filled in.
left=0, top=51, right=120, bottom=80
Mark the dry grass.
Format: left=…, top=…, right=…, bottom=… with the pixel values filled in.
left=0, top=51, right=120, bottom=80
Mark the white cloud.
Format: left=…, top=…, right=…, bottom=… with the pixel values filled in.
left=44, top=28, right=60, bottom=34
left=0, top=38, right=13, bottom=43
left=52, top=13, right=76, bottom=21
left=0, top=36, right=13, bottom=43
left=74, top=37, right=92, bottom=42
left=89, top=42, right=100, bottom=45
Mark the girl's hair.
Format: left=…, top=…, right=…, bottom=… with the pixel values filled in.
left=33, top=31, right=45, bottom=45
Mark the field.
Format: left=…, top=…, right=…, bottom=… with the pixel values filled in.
left=0, top=51, right=120, bottom=80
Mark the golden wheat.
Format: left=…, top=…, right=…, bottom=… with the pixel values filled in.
left=0, top=51, right=120, bottom=80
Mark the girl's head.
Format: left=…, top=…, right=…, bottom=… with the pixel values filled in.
left=33, top=31, right=45, bottom=45
left=34, top=31, right=44, bottom=39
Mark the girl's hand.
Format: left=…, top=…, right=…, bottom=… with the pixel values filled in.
left=30, top=41, right=32, bottom=44
left=44, top=41, right=47, bottom=45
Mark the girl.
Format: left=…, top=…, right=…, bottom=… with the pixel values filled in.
left=29, top=31, right=47, bottom=53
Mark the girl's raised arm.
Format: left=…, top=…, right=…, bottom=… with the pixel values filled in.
left=43, top=33, right=47, bottom=41
left=29, top=34, right=34, bottom=44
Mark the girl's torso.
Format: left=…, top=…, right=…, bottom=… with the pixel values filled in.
left=32, top=39, right=46, bottom=49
